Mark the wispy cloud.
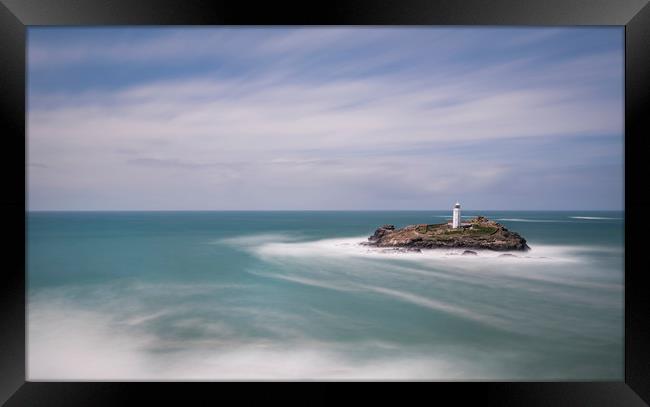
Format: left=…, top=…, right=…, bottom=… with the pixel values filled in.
left=27, top=27, right=623, bottom=210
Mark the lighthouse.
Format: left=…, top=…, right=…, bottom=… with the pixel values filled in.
left=452, top=202, right=461, bottom=229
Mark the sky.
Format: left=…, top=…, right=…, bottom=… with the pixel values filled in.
left=27, top=27, right=624, bottom=211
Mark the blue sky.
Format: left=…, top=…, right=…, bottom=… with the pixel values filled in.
left=27, top=27, right=624, bottom=210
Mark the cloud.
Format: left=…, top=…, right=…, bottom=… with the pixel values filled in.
left=27, top=28, right=624, bottom=210
left=126, top=158, right=228, bottom=169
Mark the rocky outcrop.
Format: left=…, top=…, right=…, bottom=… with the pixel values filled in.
left=365, top=216, right=529, bottom=251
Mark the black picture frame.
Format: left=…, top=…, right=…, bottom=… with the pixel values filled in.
left=1, top=0, right=649, bottom=405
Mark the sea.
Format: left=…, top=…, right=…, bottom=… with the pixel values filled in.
left=26, top=210, right=624, bottom=380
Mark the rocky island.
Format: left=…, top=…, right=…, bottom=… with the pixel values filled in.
left=364, top=216, right=530, bottom=252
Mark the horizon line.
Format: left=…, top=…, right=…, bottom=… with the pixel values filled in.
left=25, top=208, right=625, bottom=212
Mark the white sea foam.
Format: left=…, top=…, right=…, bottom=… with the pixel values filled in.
left=496, top=218, right=570, bottom=223
left=242, top=234, right=624, bottom=301
left=27, top=248, right=623, bottom=381
left=361, top=285, right=509, bottom=328
left=250, top=235, right=586, bottom=264
left=252, top=272, right=362, bottom=293
left=570, top=216, right=622, bottom=220
left=27, top=297, right=508, bottom=380
left=214, top=232, right=303, bottom=247
left=246, top=267, right=515, bottom=332
left=28, top=280, right=621, bottom=380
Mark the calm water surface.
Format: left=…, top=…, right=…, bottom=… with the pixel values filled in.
left=27, top=210, right=624, bottom=380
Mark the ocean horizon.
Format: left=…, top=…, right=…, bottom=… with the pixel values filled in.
left=27, top=209, right=625, bottom=212
left=27, top=210, right=624, bottom=380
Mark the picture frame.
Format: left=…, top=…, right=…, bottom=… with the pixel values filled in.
left=1, top=0, right=648, bottom=405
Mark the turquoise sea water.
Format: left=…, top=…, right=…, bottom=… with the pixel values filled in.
left=27, top=211, right=624, bottom=380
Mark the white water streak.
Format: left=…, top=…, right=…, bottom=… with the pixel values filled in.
left=570, top=216, right=622, bottom=220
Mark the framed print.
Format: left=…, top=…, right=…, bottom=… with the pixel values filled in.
left=1, top=0, right=649, bottom=405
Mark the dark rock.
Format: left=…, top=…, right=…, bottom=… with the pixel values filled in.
left=499, top=253, right=517, bottom=257
left=462, top=250, right=478, bottom=256
left=368, top=224, right=396, bottom=242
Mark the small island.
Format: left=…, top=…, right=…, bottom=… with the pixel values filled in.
left=363, top=203, right=530, bottom=253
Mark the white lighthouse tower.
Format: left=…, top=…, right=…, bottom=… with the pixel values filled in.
left=452, top=202, right=461, bottom=229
